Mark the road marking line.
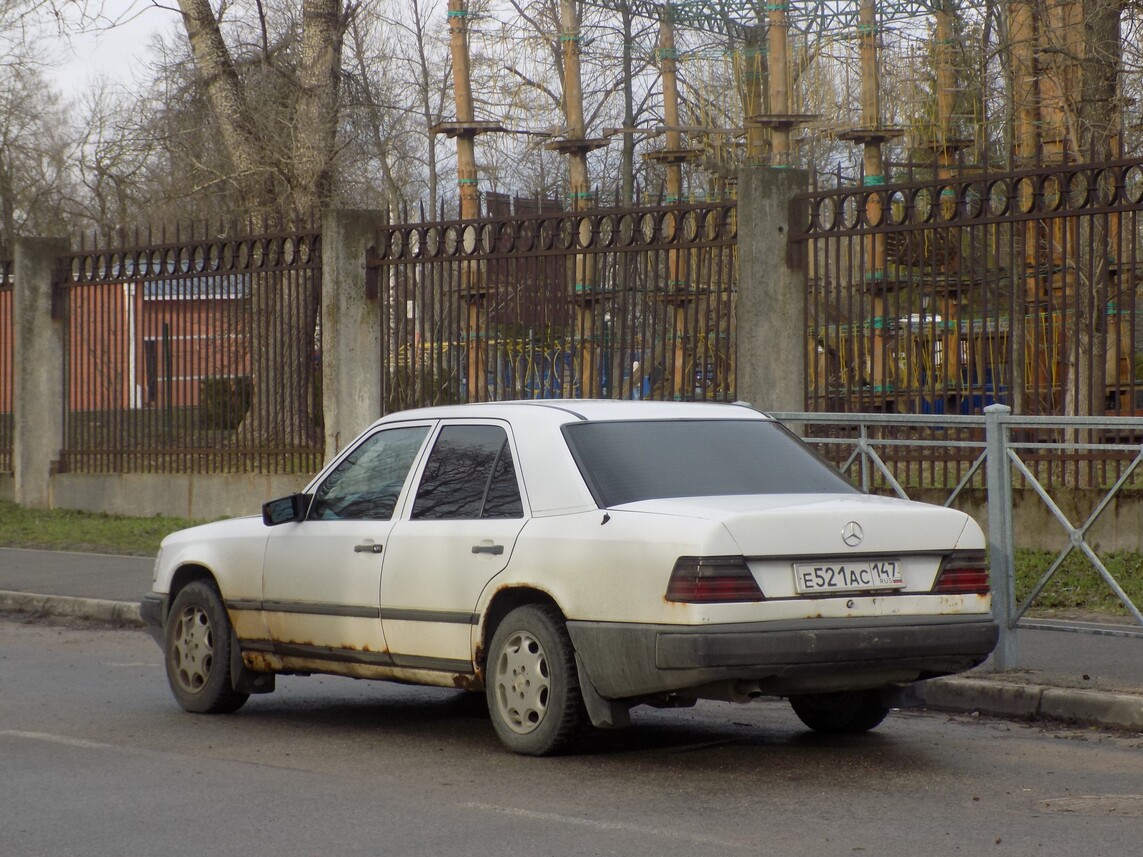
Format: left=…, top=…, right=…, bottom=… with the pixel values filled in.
left=107, top=662, right=161, bottom=667
left=459, top=801, right=752, bottom=849
left=0, top=730, right=115, bottom=750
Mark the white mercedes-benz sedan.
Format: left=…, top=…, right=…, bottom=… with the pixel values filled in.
left=141, top=400, right=998, bottom=755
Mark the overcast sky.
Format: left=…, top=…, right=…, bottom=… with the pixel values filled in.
left=48, top=1, right=176, bottom=94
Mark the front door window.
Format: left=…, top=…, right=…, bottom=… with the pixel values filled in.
left=310, top=426, right=429, bottom=521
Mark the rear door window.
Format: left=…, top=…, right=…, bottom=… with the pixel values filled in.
left=411, top=425, right=523, bottom=520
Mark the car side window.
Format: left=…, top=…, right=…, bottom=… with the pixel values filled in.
left=309, top=426, right=429, bottom=521
left=411, top=425, right=523, bottom=520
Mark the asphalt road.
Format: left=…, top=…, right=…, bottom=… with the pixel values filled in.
left=3, top=617, right=1142, bottom=857
left=0, top=548, right=155, bottom=601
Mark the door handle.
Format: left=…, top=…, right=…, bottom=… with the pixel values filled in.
left=354, top=543, right=383, bottom=554
left=471, top=544, right=504, bottom=555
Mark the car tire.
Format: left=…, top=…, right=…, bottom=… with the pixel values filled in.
left=486, top=604, right=587, bottom=755
left=165, top=580, right=250, bottom=714
left=788, top=690, right=890, bottom=734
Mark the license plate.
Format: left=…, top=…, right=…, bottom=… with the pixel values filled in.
left=793, top=560, right=904, bottom=594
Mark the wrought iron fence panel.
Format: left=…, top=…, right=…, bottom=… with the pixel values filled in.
left=791, top=158, right=1143, bottom=492
left=372, top=203, right=738, bottom=409
left=58, top=226, right=323, bottom=474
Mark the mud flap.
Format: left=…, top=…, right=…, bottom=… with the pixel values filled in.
left=575, top=653, right=632, bottom=729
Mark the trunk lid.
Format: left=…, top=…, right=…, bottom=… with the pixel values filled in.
left=615, top=493, right=974, bottom=556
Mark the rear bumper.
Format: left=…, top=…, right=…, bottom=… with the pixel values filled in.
left=566, top=614, right=999, bottom=699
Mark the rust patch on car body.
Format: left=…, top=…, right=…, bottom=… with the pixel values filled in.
left=471, top=641, right=485, bottom=685
left=452, top=673, right=483, bottom=691
left=241, top=648, right=480, bottom=687
left=242, top=652, right=278, bottom=673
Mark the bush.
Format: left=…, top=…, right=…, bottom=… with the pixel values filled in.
left=199, top=376, right=253, bottom=430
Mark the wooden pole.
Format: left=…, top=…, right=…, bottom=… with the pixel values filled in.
left=659, top=11, right=683, bottom=203
left=935, top=5, right=955, bottom=176
left=560, top=0, right=599, bottom=397
left=858, top=0, right=886, bottom=280
left=658, top=10, right=688, bottom=399
left=767, top=2, right=791, bottom=166
left=1040, top=0, right=1083, bottom=161
left=446, top=0, right=485, bottom=399
left=561, top=0, right=592, bottom=212
left=1008, top=1, right=1039, bottom=166
left=740, top=30, right=768, bottom=165
left=447, top=0, right=479, bottom=221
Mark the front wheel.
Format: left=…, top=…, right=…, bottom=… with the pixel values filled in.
left=164, top=580, right=249, bottom=714
left=486, top=604, right=587, bottom=755
left=789, top=689, right=890, bottom=734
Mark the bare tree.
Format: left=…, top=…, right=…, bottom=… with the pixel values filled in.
left=0, top=62, right=72, bottom=255
left=174, top=0, right=350, bottom=217
left=1, top=0, right=59, bottom=70
left=393, top=0, right=452, bottom=210
left=65, top=81, right=159, bottom=235
left=341, top=0, right=451, bottom=212
left=173, top=0, right=353, bottom=446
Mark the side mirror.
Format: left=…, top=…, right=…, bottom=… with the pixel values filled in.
left=262, top=493, right=311, bottom=527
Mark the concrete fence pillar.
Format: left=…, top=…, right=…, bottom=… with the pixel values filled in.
left=321, top=210, right=383, bottom=461
left=735, top=167, right=808, bottom=414
left=13, top=237, right=68, bottom=509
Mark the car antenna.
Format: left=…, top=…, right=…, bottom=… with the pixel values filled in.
left=601, top=513, right=611, bottom=525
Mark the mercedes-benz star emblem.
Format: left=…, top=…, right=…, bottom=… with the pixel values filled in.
left=842, top=521, right=864, bottom=547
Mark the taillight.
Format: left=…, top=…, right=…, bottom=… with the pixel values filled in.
left=666, top=556, right=765, bottom=603
left=933, top=551, right=990, bottom=594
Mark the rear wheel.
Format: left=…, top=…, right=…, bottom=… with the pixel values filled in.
left=789, top=689, right=890, bottom=734
left=165, top=580, right=249, bottom=714
left=486, top=604, right=586, bottom=755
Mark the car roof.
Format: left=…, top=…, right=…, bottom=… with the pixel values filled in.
left=325, top=401, right=774, bottom=518
left=371, top=399, right=770, bottom=428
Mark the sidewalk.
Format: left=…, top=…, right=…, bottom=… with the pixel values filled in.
left=1, top=547, right=1141, bottom=732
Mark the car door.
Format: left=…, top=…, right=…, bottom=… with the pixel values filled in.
left=260, top=422, right=433, bottom=660
left=380, top=421, right=527, bottom=672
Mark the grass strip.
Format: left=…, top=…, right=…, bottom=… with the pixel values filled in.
left=1014, top=549, right=1143, bottom=618
left=0, top=500, right=201, bottom=557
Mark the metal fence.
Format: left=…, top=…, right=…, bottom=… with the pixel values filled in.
left=772, top=409, right=1143, bottom=663
left=59, top=224, right=323, bottom=474
left=794, top=407, right=1143, bottom=494
left=0, top=259, right=11, bottom=473
left=791, top=158, right=1143, bottom=455
left=369, top=201, right=738, bottom=409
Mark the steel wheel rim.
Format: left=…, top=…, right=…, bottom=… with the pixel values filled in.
left=492, top=629, right=551, bottom=735
left=171, top=604, right=215, bottom=694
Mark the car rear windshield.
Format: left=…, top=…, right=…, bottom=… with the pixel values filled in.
left=563, top=419, right=858, bottom=507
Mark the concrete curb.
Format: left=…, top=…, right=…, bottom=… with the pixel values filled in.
left=3, top=589, right=1141, bottom=734
left=0, top=590, right=143, bottom=628
left=919, top=676, right=1143, bottom=733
